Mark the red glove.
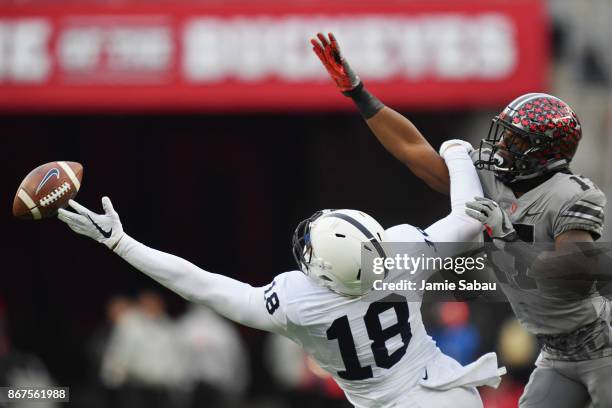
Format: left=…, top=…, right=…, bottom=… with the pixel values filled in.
left=311, top=32, right=360, bottom=93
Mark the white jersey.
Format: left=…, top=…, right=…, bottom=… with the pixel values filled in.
left=263, top=269, right=436, bottom=407
left=261, top=225, right=448, bottom=407
left=262, top=218, right=453, bottom=407
left=111, top=146, right=499, bottom=407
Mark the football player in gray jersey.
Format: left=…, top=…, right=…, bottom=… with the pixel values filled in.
left=312, top=32, right=610, bottom=407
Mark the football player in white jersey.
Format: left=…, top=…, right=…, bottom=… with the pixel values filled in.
left=310, top=30, right=611, bottom=408
left=57, top=141, right=504, bottom=407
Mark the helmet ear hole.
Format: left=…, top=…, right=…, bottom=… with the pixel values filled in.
left=319, top=275, right=333, bottom=281
left=335, top=233, right=346, bottom=238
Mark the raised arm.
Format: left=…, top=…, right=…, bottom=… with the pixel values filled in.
left=57, top=198, right=287, bottom=333
left=311, top=32, right=450, bottom=194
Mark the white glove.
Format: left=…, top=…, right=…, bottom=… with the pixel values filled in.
left=465, top=197, right=517, bottom=242
left=58, top=197, right=125, bottom=250
left=439, top=139, right=474, bottom=159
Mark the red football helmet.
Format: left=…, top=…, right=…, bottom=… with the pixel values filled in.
left=475, top=93, right=582, bottom=183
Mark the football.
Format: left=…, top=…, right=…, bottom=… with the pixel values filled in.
left=13, top=161, right=83, bottom=220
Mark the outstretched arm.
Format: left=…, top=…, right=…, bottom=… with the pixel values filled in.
left=114, top=235, right=283, bottom=331
left=58, top=198, right=287, bottom=333
left=311, top=32, right=451, bottom=194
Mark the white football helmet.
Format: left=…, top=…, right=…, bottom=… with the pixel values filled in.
left=292, top=209, right=387, bottom=296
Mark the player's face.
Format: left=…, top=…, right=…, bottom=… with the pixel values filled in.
left=496, top=129, right=530, bottom=166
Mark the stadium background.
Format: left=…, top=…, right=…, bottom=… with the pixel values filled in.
left=1, top=1, right=611, bottom=407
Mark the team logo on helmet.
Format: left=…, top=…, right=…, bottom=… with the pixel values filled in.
left=475, top=93, right=581, bottom=183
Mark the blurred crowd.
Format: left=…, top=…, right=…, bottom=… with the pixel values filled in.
left=86, top=292, right=249, bottom=408
left=0, top=298, right=57, bottom=408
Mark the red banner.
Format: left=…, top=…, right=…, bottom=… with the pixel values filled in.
left=0, top=1, right=549, bottom=112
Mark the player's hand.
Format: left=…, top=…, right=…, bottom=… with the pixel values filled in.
left=311, top=32, right=360, bottom=92
left=439, top=139, right=474, bottom=159
left=58, top=197, right=125, bottom=250
left=465, top=197, right=517, bottom=241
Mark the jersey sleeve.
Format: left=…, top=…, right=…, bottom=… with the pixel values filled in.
left=424, top=146, right=483, bottom=243
left=470, top=148, right=502, bottom=201
left=254, top=272, right=295, bottom=334
left=113, top=234, right=293, bottom=335
left=553, top=187, right=606, bottom=240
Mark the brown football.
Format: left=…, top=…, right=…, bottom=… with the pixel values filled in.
left=13, top=161, right=83, bottom=220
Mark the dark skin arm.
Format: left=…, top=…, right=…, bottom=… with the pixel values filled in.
left=529, top=230, right=596, bottom=277
left=480, top=228, right=603, bottom=298
left=534, top=231, right=602, bottom=296
left=555, top=229, right=594, bottom=244
left=366, top=107, right=451, bottom=194
left=494, top=229, right=601, bottom=297
left=309, top=33, right=451, bottom=194
left=539, top=230, right=598, bottom=278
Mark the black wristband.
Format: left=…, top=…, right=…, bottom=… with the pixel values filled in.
left=342, top=82, right=384, bottom=119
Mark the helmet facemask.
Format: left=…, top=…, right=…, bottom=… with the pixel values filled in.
left=475, top=119, right=567, bottom=183
left=292, top=210, right=324, bottom=277
left=475, top=93, right=581, bottom=184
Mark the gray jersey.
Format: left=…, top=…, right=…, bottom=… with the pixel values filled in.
left=471, top=150, right=610, bottom=360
